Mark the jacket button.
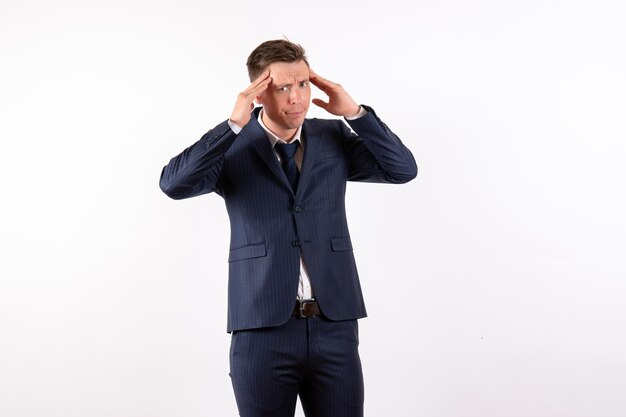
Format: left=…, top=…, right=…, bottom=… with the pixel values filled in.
left=292, top=240, right=301, bottom=247
left=294, top=206, right=303, bottom=213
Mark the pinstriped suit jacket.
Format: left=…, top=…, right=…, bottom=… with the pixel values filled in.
left=160, top=105, right=417, bottom=332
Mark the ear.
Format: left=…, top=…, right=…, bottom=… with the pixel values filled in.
left=255, top=93, right=265, bottom=105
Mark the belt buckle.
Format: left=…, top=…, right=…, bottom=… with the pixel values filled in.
left=298, top=299, right=317, bottom=318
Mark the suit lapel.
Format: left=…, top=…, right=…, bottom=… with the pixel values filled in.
left=242, top=109, right=322, bottom=196
left=242, top=111, right=293, bottom=192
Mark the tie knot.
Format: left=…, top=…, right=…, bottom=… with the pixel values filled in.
left=275, top=141, right=299, bottom=159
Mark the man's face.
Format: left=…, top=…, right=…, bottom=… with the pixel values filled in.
left=256, top=60, right=311, bottom=138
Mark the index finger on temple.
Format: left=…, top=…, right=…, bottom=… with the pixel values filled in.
left=252, top=70, right=271, bottom=85
left=308, top=69, right=330, bottom=87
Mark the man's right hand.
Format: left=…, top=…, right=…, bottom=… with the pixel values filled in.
left=229, top=70, right=272, bottom=128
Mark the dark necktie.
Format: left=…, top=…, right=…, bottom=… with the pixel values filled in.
left=275, top=141, right=300, bottom=192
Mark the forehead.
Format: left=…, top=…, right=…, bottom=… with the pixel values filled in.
left=267, top=60, right=309, bottom=82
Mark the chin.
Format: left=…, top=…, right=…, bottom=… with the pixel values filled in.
left=285, top=117, right=305, bottom=128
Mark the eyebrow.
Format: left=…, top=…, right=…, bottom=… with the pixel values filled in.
left=276, top=79, right=310, bottom=88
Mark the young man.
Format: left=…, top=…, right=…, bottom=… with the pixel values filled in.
left=160, top=39, right=417, bottom=417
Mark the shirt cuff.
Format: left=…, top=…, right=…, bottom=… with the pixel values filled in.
left=228, top=119, right=243, bottom=134
left=345, top=106, right=368, bottom=120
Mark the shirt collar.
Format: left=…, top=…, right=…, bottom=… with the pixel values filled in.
left=258, top=109, right=304, bottom=148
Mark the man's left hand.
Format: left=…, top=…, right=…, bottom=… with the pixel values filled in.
left=309, top=69, right=361, bottom=118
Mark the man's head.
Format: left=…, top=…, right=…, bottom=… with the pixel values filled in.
left=246, top=40, right=309, bottom=82
left=247, top=40, right=311, bottom=139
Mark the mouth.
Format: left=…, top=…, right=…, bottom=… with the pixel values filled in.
left=285, top=110, right=304, bottom=118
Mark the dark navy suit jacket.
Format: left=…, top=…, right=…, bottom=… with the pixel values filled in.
left=160, top=106, right=417, bottom=332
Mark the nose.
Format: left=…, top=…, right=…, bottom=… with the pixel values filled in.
left=289, top=87, right=301, bottom=104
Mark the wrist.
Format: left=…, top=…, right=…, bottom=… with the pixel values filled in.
left=228, top=119, right=243, bottom=134
left=345, top=105, right=366, bottom=120
left=229, top=114, right=249, bottom=128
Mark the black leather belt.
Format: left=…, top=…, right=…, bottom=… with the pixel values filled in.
left=293, top=299, right=321, bottom=318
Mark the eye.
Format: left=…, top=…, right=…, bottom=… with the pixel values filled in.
left=278, top=86, right=290, bottom=93
left=300, top=81, right=309, bottom=88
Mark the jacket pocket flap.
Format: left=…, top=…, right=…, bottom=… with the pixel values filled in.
left=228, top=243, right=267, bottom=262
left=330, top=237, right=353, bottom=251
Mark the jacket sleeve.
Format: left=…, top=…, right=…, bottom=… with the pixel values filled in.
left=341, top=105, right=418, bottom=184
left=159, top=120, right=237, bottom=199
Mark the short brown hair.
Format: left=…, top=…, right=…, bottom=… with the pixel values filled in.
left=246, top=40, right=309, bottom=81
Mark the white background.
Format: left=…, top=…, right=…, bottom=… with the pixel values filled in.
left=1, top=0, right=625, bottom=416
